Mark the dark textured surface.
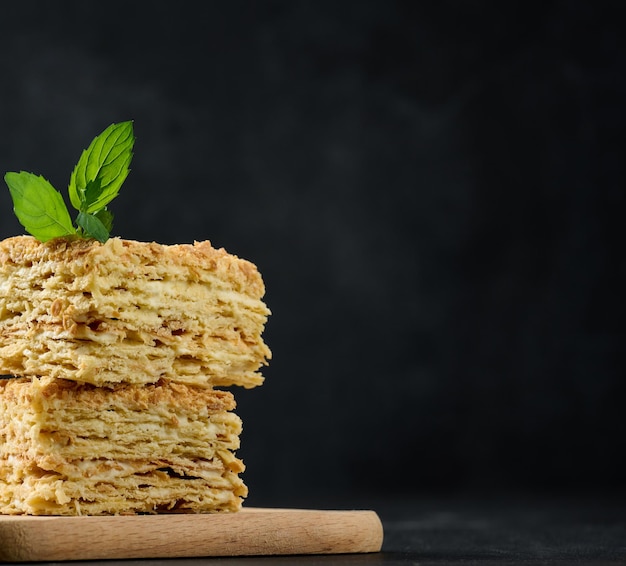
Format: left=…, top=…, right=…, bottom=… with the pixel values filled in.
left=0, top=1, right=624, bottom=502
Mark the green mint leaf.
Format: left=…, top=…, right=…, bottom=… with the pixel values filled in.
left=5, top=120, right=133, bottom=243
left=76, top=211, right=109, bottom=243
left=4, top=171, right=76, bottom=242
left=95, top=207, right=114, bottom=232
left=82, top=177, right=104, bottom=211
left=68, top=121, right=134, bottom=213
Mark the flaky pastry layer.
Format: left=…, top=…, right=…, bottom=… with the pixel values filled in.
left=0, top=458, right=246, bottom=515
left=0, top=236, right=270, bottom=387
left=0, top=376, right=247, bottom=515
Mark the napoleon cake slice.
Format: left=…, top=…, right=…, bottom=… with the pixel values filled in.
left=0, top=376, right=247, bottom=515
left=0, top=235, right=271, bottom=388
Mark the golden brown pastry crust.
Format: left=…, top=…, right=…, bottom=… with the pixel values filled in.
left=0, top=236, right=271, bottom=387
left=0, top=235, right=265, bottom=298
left=0, top=236, right=268, bottom=515
left=0, top=376, right=247, bottom=515
left=0, top=375, right=236, bottom=412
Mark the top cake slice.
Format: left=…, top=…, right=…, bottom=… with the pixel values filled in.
left=0, top=236, right=271, bottom=388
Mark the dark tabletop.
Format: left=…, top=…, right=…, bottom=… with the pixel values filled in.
left=29, top=493, right=625, bottom=565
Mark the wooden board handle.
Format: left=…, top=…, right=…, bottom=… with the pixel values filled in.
left=0, top=508, right=383, bottom=561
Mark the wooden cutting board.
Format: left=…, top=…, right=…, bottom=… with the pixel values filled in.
left=0, top=507, right=383, bottom=561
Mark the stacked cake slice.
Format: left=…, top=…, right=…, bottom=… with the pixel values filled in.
left=0, top=236, right=271, bottom=388
left=0, top=235, right=270, bottom=515
left=0, top=377, right=245, bottom=515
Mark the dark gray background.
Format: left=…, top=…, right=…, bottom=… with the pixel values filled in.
left=1, top=1, right=623, bottom=506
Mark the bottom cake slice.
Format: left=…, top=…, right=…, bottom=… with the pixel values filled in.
left=0, top=376, right=247, bottom=515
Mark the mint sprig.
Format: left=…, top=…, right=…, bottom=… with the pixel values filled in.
left=4, top=172, right=77, bottom=241
left=4, top=121, right=134, bottom=243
